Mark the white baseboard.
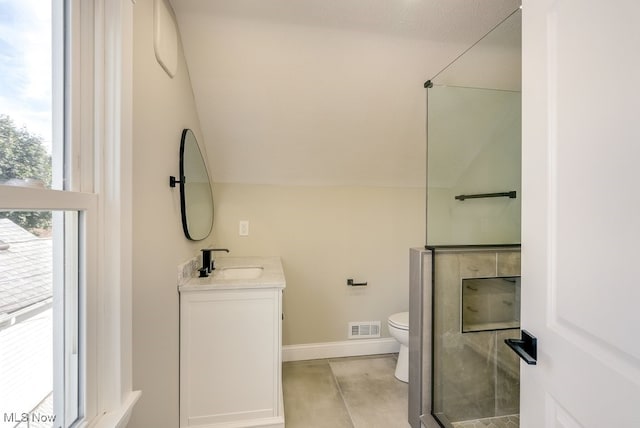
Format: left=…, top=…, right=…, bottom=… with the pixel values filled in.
left=282, top=338, right=400, bottom=362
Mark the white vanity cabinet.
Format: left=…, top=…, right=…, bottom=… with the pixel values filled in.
left=179, top=257, right=285, bottom=428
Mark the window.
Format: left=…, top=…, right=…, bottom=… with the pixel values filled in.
left=0, top=210, right=84, bottom=428
left=0, top=1, right=98, bottom=427
left=1, top=0, right=136, bottom=424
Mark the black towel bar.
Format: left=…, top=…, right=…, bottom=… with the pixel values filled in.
left=455, top=191, right=517, bottom=201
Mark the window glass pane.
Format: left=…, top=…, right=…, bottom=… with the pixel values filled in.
left=0, top=210, right=78, bottom=428
left=0, top=1, right=56, bottom=190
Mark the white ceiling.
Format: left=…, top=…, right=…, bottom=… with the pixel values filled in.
left=170, top=0, right=520, bottom=187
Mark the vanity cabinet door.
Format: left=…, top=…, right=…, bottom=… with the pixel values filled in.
left=180, top=288, right=282, bottom=427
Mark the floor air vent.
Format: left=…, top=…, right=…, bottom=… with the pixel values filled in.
left=348, top=321, right=381, bottom=339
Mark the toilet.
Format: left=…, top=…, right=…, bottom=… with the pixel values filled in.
left=388, top=311, right=409, bottom=383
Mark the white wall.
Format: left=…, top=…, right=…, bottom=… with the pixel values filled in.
left=129, top=0, right=204, bottom=426
left=209, top=183, right=424, bottom=345
left=177, top=13, right=433, bottom=188
left=171, top=0, right=520, bottom=187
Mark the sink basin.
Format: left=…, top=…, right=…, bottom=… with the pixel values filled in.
left=217, top=266, right=264, bottom=280
left=180, top=256, right=285, bottom=291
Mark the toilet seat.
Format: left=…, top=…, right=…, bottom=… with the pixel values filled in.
left=388, top=312, right=409, bottom=330
left=388, top=311, right=409, bottom=382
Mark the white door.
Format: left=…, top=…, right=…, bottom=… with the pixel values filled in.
left=521, top=0, right=640, bottom=426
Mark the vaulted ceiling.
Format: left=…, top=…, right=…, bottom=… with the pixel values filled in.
left=170, top=0, right=520, bottom=187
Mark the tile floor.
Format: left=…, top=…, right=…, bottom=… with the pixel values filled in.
left=283, top=354, right=410, bottom=428
left=451, top=414, right=519, bottom=428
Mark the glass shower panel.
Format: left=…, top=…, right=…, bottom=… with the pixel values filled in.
left=421, top=8, right=522, bottom=428
left=431, top=250, right=521, bottom=428
left=427, top=85, right=521, bottom=246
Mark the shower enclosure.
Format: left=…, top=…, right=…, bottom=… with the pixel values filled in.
left=428, top=248, right=521, bottom=428
left=413, top=8, right=523, bottom=428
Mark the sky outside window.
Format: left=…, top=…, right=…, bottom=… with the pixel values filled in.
left=0, top=0, right=54, bottom=232
left=0, top=0, right=52, bottom=150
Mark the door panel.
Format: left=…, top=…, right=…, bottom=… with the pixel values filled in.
left=521, top=0, right=640, bottom=426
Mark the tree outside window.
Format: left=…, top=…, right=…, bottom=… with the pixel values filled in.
left=0, top=115, right=52, bottom=235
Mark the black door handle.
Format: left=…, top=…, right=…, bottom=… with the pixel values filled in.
left=505, top=330, right=537, bottom=365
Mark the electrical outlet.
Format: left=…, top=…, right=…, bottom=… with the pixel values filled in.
left=239, top=220, right=249, bottom=236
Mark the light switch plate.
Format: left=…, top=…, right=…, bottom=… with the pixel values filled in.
left=239, top=220, right=249, bottom=236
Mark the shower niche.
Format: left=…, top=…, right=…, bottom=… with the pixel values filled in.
left=413, top=7, right=522, bottom=428
left=461, top=276, right=520, bottom=333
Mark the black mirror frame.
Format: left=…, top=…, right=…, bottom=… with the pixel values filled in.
left=170, top=129, right=214, bottom=241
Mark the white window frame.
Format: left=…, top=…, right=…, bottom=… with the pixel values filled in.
left=0, top=188, right=97, bottom=427
left=0, top=0, right=139, bottom=426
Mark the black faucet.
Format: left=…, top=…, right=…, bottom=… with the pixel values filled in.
left=201, top=248, right=230, bottom=275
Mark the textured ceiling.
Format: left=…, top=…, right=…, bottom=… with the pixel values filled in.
left=170, top=0, right=520, bottom=187
left=171, top=0, right=519, bottom=44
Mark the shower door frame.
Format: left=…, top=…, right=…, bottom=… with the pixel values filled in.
left=415, top=245, right=521, bottom=428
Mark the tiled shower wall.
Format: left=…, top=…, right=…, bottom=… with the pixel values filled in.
left=427, top=248, right=521, bottom=425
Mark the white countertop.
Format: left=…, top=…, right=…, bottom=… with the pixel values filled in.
left=179, top=256, right=286, bottom=292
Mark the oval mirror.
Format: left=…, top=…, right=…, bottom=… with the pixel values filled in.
left=178, top=129, right=214, bottom=240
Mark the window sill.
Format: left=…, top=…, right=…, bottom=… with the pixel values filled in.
left=90, top=391, right=141, bottom=428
